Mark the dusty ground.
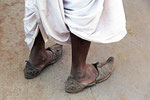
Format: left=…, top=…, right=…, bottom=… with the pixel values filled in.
left=0, top=0, right=150, bottom=100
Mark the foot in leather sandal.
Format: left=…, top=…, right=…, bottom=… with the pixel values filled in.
left=65, top=57, right=115, bottom=93
left=24, top=44, right=63, bottom=79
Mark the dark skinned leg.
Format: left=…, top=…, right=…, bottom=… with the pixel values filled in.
left=29, top=30, right=53, bottom=68
left=70, top=33, right=98, bottom=85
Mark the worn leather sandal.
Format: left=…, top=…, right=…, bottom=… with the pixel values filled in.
left=65, top=57, right=115, bottom=93
left=24, top=44, right=63, bottom=79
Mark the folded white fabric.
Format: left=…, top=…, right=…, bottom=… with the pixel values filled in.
left=24, top=0, right=127, bottom=50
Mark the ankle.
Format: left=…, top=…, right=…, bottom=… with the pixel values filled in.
left=70, top=64, right=98, bottom=85
left=71, top=64, right=89, bottom=76
left=29, top=49, right=47, bottom=64
left=71, top=62, right=86, bottom=68
left=71, top=64, right=98, bottom=76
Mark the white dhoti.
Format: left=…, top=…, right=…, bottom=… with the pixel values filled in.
left=24, top=0, right=127, bottom=50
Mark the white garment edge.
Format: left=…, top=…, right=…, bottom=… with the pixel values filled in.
left=24, top=0, right=127, bottom=50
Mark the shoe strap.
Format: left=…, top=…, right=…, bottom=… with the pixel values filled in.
left=92, top=62, right=101, bottom=82
left=46, top=47, right=58, bottom=61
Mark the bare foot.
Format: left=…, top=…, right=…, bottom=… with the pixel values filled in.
left=71, top=64, right=98, bottom=86
left=29, top=49, right=53, bottom=68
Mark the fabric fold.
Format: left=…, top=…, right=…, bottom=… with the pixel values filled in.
left=24, top=0, right=127, bottom=50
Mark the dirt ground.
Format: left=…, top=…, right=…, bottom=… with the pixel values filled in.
left=0, top=0, right=150, bottom=100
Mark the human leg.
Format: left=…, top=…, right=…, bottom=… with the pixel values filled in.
left=70, top=33, right=98, bottom=85
left=65, top=33, right=115, bottom=93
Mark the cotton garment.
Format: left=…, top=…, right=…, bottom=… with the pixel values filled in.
left=24, top=0, right=127, bottom=50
